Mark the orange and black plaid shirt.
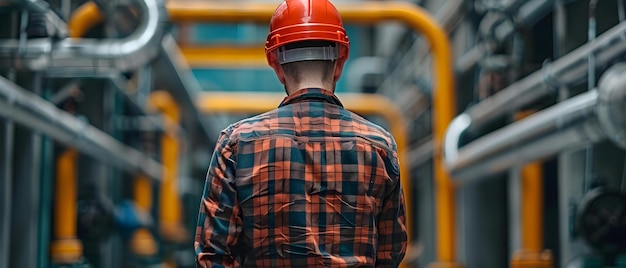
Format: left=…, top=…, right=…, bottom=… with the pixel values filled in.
left=195, top=88, right=407, bottom=267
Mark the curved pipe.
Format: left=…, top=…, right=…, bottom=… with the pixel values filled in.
left=169, top=2, right=456, bottom=262
left=449, top=90, right=602, bottom=182
left=67, top=1, right=104, bottom=38
left=445, top=21, right=626, bottom=174
left=0, top=0, right=167, bottom=74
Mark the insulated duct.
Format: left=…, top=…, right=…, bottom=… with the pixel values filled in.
left=445, top=63, right=626, bottom=183
left=0, top=75, right=162, bottom=180
left=0, top=0, right=167, bottom=75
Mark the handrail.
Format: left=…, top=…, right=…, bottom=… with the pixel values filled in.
left=167, top=2, right=456, bottom=263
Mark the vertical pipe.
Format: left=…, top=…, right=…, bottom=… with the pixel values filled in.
left=50, top=149, right=83, bottom=264
left=148, top=91, right=185, bottom=242
left=511, top=111, right=552, bottom=268
left=0, top=120, right=14, bottom=268
left=131, top=174, right=158, bottom=256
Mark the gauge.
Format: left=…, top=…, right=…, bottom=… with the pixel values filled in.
left=576, top=188, right=626, bottom=255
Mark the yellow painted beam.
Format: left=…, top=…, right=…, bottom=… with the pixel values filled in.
left=50, top=149, right=83, bottom=264
left=181, top=45, right=268, bottom=69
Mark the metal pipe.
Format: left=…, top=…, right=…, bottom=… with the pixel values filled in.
left=148, top=91, right=186, bottom=242
left=0, top=75, right=162, bottom=180
left=130, top=174, right=157, bottom=256
left=456, top=0, right=554, bottom=74
left=448, top=90, right=603, bottom=182
left=50, top=149, right=82, bottom=264
left=509, top=111, right=553, bottom=268
left=168, top=1, right=456, bottom=263
left=180, top=45, right=268, bottom=69
left=24, top=0, right=69, bottom=38
left=0, top=0, right=166, bottom=74
left=67, top=1, right=103, bottom=38
left=445, top=21, right=626, bottom=169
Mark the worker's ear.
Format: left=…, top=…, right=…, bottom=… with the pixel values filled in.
left=333, top=60, right=346, bottom=81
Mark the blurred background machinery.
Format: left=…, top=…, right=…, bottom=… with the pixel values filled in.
left=0, top=0, right=626, bottom=267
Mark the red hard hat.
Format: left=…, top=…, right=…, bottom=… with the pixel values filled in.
left=265, top=0, right=350, bottom=78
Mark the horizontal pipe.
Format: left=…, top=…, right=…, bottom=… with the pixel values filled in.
left=445, top=22, right=626, bottom=174
left=0, top=76, right=162, bottom=180
left=468, top=21, right=626, bottom=127
left=0, top=0, right=166, bottom=74
left=448, top=90, right=604, bottom=182
left=180, top=45, right=268, bottom=69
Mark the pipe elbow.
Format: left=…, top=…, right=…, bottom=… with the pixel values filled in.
left=597, top=63, right=626, bottom=149
left=443, top=113, right=471, bottom=170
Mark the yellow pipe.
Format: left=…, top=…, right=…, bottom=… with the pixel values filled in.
left=174, top=4, right=454, bottom=262
left=169, top=3, right=456, bottom=263
left=131, top=174, right=158, bottom=256
left=68, top=1, right=103, bottom=38
left=511, top=111, right=552, bottom=268
left=181, top=45, right=268, bottom=69
left=70, top=1, right=457, bottom=263
left=148, top=91, right=186, bottom=243
left=50, top=149, right=83, bottom=264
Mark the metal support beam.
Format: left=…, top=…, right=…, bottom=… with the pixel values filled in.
left=0, top=119, right=14, bottom=268
left=0, top=75, right=162, bottom=180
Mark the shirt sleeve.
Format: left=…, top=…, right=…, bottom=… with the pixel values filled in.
left=194, top=128, right=242, bottom=268
left=376, top=148, right=408, bottom=267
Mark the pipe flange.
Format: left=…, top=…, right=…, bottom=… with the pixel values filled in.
left=597, top=63, right=626, bottom=149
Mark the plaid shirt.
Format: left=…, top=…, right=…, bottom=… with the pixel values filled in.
left=195, top=88, right=407, bottom=267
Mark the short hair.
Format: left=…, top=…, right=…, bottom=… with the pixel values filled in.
left=280, top=41, right=337, bottom=84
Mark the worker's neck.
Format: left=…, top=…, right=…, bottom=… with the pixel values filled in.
left=285, top=80, right=334, bottom=95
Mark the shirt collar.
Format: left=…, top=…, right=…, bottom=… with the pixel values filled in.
left=279, top=88, right=344, bottom=108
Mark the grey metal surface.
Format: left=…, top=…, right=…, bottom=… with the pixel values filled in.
left=24, top=0, right=68, bottom=38
left=456, top=0, right=555, bottom=74
left=447, top=90, right=605, bottom=182
left=0, top=0, right=166, bottom=74
left=0, top=120, right=14, bottom=268
left=10, top=126, right=42, bottom=268
left=597, top=63, right=626, bottom=149
left=467, top=21, right=626, bottom=127
left=0, top=75, right=162, bottom=180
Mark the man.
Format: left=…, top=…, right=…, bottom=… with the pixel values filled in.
left=194, top=0, right=408, bottom=266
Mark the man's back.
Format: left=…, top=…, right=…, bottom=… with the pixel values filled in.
left=195, top=88, right=407, bottom=267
